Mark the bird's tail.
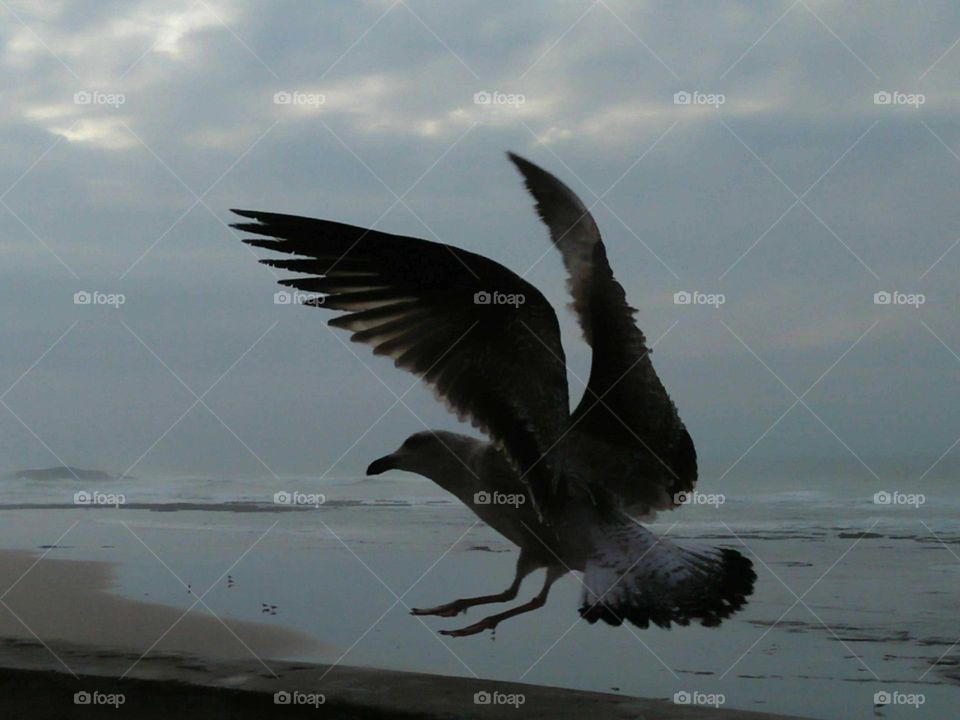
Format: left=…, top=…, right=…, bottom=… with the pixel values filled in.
left=579, top=517, right=756, bottom=629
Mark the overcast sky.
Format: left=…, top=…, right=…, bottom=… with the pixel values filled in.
left=1, top=0, right=959, bottom=487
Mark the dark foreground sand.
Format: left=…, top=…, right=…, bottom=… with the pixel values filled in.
left=0, top=640, right=815, bottom=720
left=0, top=549, right=813, bottom=719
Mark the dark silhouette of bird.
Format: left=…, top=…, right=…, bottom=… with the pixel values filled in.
left=231, top=152, right=755, bottom=637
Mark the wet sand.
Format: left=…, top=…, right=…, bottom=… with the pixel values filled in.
left=1, top=492, right=954, bottom=719
left=0, top=549, right=323, bottom=661
left=0, top=548, right=814, bottom=719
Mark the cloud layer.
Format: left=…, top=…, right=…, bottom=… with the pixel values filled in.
left=2, top=0, right=960, bottom=484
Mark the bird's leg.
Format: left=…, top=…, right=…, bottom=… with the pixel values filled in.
left=439, top=566, right=566, bottom=637
left=411, top=553, right=536, bottom=617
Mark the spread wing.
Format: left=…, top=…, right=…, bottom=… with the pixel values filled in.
left=508, top=153, right=696, bottom=511
left=231, top=210, right=570, bottom=513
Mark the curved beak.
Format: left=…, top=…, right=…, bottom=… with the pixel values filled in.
left=366, top=453, right=398, bottom=476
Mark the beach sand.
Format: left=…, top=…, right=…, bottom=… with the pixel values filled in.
left=0, top=548, right=814, bottom=719
left=0, top=482, right=954, bottom=719
left=0, top=548, right=323, bottom=662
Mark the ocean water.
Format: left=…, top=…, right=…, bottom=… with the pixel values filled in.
left=0, top=470, right=958, bottom=719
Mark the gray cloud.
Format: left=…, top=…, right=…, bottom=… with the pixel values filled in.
left=2, top=1, right=960, bottom=484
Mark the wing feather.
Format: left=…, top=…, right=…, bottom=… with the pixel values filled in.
left=233, top=209, right=570, bottom=514
left=508, top=154, right=697, bottom=510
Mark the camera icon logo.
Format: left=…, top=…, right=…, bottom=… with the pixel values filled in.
left=673, top=91, right=692, bottom=105
left=74, top=291, right=92, bottom=305
left=873, top=291, right=891, bottom=305
left=673, top=491, right=690, bottom=505
left=74, top=491, right=92, bottom=505
left=873, top=491, right=891, bottom=505
left=74, top=91, right=92, bottom=105
left=473, top=491, right=491, bottom=505
left=74, top=691, right=91, bottom=704
left=473, top=91, right=492, bottom=105
left=673, top=691, right=691, bottom=704
left=873, top=91, right=892, bottom=105
left=273, top=491, right=292, bottom=505
left=673, top=291, right=692, bottom=305
left=474, top=291, right=491, bottom=305
left=273, top=91, right=292, bottom=105
left=274, top=690, right=291, bottom=705
left=274, top=290, right=292, bottom=305
left=474, top=691, right=491, bottom=704
left=873, top=691, right=891, bottom=706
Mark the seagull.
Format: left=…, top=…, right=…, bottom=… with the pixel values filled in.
left=231, top=152, right=756, bottom=637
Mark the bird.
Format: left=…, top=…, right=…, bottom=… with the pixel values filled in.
left=231, top=152, right=756, bottom=637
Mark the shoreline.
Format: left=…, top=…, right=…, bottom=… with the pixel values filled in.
left=0, top=548, right=324, bottom=661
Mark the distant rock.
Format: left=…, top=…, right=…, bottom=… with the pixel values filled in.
left=9, top=467, right=120, bottom=482
left=837, top=531, right=884, bottom=539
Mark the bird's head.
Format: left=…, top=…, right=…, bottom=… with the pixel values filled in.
left=365, top=431, right=479, bottom=494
